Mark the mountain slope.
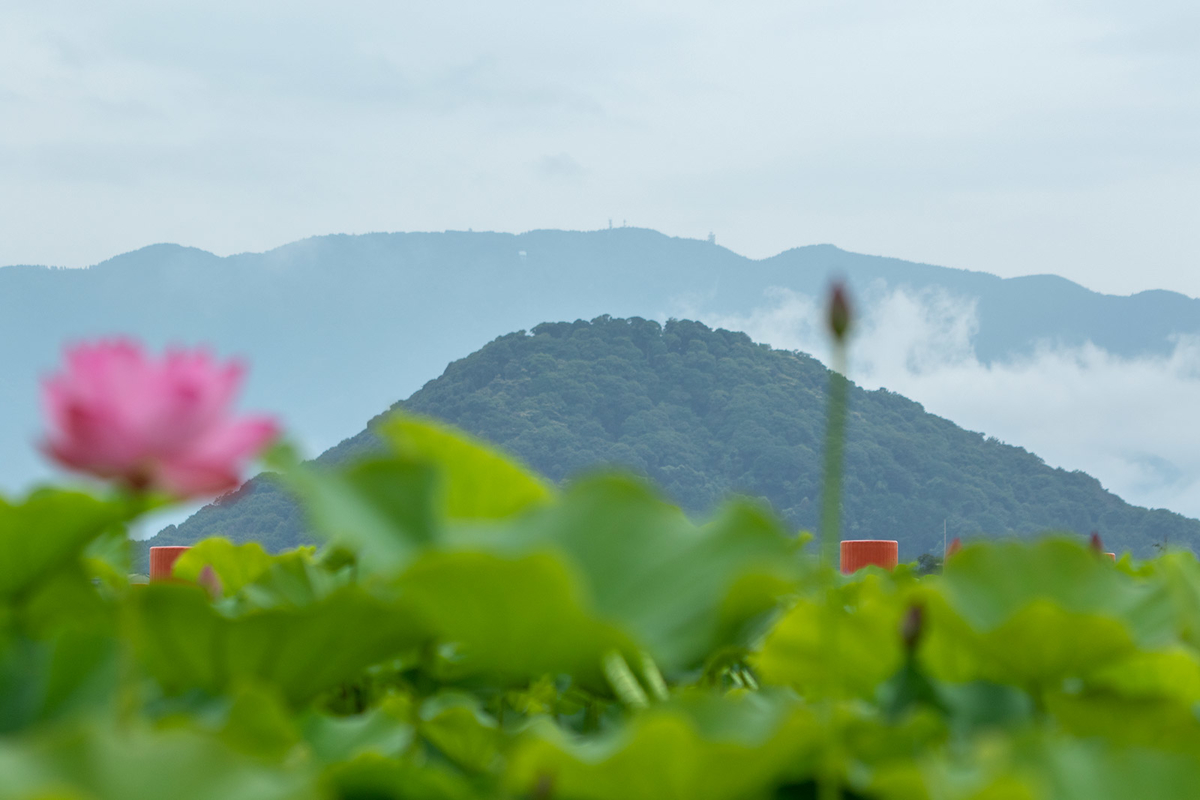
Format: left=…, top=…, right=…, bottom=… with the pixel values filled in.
left=5, top=229, right=1200, bottom=499
left=147, top=316, right=1199, bottom=564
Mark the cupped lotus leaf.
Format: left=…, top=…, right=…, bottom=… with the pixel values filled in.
left=920, top=539, right=1180, bottom=688
left=301, top=696, right=414, bottom=765
left=129, top=584, right=425, bottom=705
left=0, top=490, right=125, bottom=600
left=172, top=539, right=274, bottom=597
left=234, top=549, right=345, bottom=612
left=923, top=596, right=1137, bottom=689
left=418, top=693, right=502, bottom=774
left=1083, top=647, right=1200, bottom=704
left=968, top=601, right=1136, bottom=688
left=278, top=456, right=438, bottom=575
left=753, top=573, right=907, bottom=698
left=398, top=549, right=635, bottom=687
left=939, top=539, right=1175, bottom=650
left=1149, top=553, right=1200, bottom=648
left=380, top=413, right=554, bottom=521
left=447, top=476, right=802, bottom=673
left=506, top=691, right=819, bottom=800
left=1046, top=691, right=1200, bottom=754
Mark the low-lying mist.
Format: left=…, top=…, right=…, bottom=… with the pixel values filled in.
left=692, top=284, right=1200, bottom=520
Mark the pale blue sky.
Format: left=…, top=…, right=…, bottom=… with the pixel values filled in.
left=2, top=0, right=1197, bottom=295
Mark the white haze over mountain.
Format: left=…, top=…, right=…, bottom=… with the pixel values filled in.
left=695, top=286, right=1200, bottom=519
left=3, top=0, right=1198, bottom=297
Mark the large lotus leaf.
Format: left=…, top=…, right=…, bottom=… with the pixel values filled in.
left=1, top=723, right=318, bottom=800
left=752, top=573, right=906, bottom=698
left=1046, top=691, right=1200, bottom=754
left=1149, top=553, right=1200, bottom=648
left=1084, top=647, right=1200, bottom=703
left=0, top=490, right=125, bottom=600
left=320, top=752, right=479, bottom=800
left=399, top=549, right=634, bottom=687
left=969, top=601, right=1137, bottom=688
left=921, top=540, right=1178, bottom=688
left=129, top=584, right=425, bottom=705
left=444, top=476, right=801, bottom=673
left=18, top=560, right=117, bottom=638
left=172, top=539, right=275, bottom=597
left=380, top=414, right=553, bottom=521
left=0, top=629, right=119, bottom=734
left=279, top=456, right=438, bottom=575
left=233, top=549, right=347, bottom=612
left=216, top=684, right=301, bottom=761
left=939, top=539, right=1175, bottom=649
left=921, top=596, right=1165, bottom=691
left=506, top=691, right=818, bottom=800
left=1044, top=738, right=1200, bottom=800
left=278, top=416, right=551, bottom=576
left=302, top=696, right=414, bottom=765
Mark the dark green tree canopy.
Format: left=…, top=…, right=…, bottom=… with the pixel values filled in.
left=142, top=316, right=1198, bottom=568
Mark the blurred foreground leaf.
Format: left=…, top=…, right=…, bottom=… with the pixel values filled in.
left=129, top=584, right=425, bottom=705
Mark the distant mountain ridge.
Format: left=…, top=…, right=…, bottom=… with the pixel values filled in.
left=143, top=316, right=1200, bottom=567
left=4, top=229, right=1200, bottom=499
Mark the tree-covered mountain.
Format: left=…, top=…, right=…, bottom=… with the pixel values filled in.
left=141, top=316, right=1199, bottom=569
left=6, top=228, right=1200, bottom=498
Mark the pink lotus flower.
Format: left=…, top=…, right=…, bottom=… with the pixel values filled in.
left=42, top=340, right=279, bottom=499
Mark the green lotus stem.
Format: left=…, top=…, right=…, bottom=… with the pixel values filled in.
left=603, top=651, right=649, bottom=709
left=818, top=285, right=851, bottom=800
left=820, top=344, right=848, bottom=571
left=638, top=651, right=670, bottom=702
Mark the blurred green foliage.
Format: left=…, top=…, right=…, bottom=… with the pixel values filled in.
left=9, top=412, right=1200, bottom=797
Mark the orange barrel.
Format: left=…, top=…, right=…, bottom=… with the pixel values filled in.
left=149, top=546, right=191, bottom=582
left=1105, top=552, right=1116, bottom=561
left=840, top=540, right=899, bottom=574
left=945, top=537, right=962, bottom=559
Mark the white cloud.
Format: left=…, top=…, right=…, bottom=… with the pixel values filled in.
left=0, top=0, right=1197, bottom=296
left=699, top=285, right=1200, bottom=518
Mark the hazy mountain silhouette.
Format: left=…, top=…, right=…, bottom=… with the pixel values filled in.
left=4, top=229, right=1199, bottom=496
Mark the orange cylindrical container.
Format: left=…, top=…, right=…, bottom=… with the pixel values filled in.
left=840, top=540, right=899, bottom=574
left=945, top=537, right=962, bottom=560
left=149, top=546, right=191, bottom=582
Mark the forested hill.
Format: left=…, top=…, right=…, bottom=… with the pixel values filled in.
left=6, top=229, right=1200, bottom=499
left=144, top=316, right=1200, bottom=565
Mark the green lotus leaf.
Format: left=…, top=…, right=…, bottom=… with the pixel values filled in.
left=381, top=413, right=554, bottom=521
left=129, top=584, right=425, bottom=705
left=507, top=691, right=818, bottom=800
left=753, top=572, right=907, bottom=698
left=172, top=539, right=275, bottom=597
left=0, top=490, right=126, bottom=600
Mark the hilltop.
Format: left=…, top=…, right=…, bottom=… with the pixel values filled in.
left=6, top=229, right=1200, bottom=500
left=143, top=316, right=1199, bottom=565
